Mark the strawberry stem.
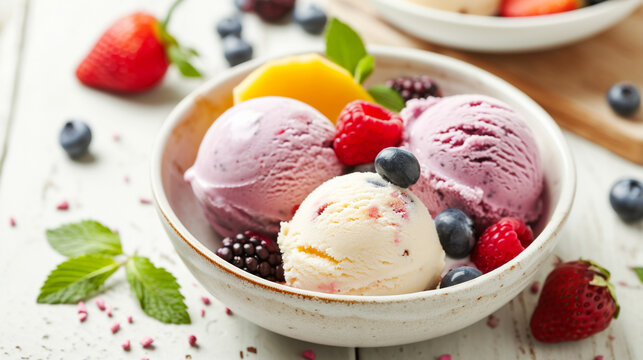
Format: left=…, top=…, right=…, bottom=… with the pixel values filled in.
left=583, top=258, right=620, bottom=320
left=162, top=0, right=184, bottom=30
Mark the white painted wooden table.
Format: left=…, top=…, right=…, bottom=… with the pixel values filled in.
left=0, top=0, right=641, bottom=359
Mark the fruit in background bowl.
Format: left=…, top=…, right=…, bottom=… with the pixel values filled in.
left=233, top=53, right=374, bottom=122
left=407, top=0, right=501, bottom=15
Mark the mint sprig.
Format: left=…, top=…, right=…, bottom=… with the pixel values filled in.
left=324, top=18, right=405, bottom=112
left=126, top=256, right=190, bottom=324
left=46, top=220, right=122, bottom=257
left=37, top=220, right=191, bottom=324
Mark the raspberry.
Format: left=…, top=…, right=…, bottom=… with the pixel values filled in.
left=470, top=218, right=533, bottom=273
left=253, top=0, right=296, bottom=22
left=333, top=101, right=404, bottom=166
left=386, top=75, right=442, bottom=102
left=216, top=231, right=285, bottom=282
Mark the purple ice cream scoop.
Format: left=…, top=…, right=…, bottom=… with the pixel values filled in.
left=185, top=96, right=344, bottom=237
left=402, top=94, right=543, bottom=231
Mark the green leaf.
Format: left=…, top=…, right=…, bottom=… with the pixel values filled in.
left=37, top=255, right=120, bottom=304
left=368, top=85, right=405, bottom=112
left=126, top=256, right=190, bottom=324
left=46, top=220, right=122, bottom=258
left=633, top=267, right=643, bottom=284
left=167, top=44, right=202, bottom=78
left=325, top=18, right=367, bottom=75
left=354, top=55, right=374, bottom=84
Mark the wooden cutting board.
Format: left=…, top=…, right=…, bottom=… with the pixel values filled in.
left=330, top=0, right=643, bottom=165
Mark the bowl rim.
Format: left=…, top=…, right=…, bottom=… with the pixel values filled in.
left=151, top=45, right=577, bottom=304
left=369, top=0, right=641, bottom=28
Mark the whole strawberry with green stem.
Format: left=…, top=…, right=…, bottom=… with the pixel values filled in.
left=76, top=0, right=201, bottom=93
left=530, top=259, right=619, bottom=342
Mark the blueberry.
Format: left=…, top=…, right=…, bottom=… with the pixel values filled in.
left=223, top=35, right=253, bottom=66
left=216, top=16, right=242, bottom=38
left=440, top=266, right=483, bottom=288
left=435, top=209, right=476, bottom=258
left=59, top=120, right=92, bottom=159
left=293, top=5, right=327, bottom=34
left=609, top=178, right=643, bottom=222
left=607, top=82, right=640, bottom=117
left=374, top=147, right=420, bottom=188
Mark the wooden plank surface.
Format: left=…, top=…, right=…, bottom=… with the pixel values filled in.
left=0, top=0, right=353, bottom=359
left=331, top=0, right=643, bottom=164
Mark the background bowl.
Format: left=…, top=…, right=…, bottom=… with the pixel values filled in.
left=367, top=0, right=641, bottom=52
left=151, top=46, right=576, bottom=347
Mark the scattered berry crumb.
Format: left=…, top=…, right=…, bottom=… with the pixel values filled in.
left=141, top=358, right=149, bottom=360
left=77, top=301, right=87, bottom=314
left=140, top=336, right=154, bottom=348
left=595, top=356, right=604, bottom=360
left=110, top=322, right=120, bottom=334
left=201, top=296, right=211, bottom=305
left=617, top=281, right=628, bottom=287
left=486, top=314, right=499, bottom=329
left=95, top=298, right=106, bottom=311
left=247, top=347, right=257, bottom=354
left=9, top=217, right=16, bottom=227
left=608, top=335, right=615, bottom=341
left=201, top=309, right=205, bottom=317
left=56, top=201, right=69, bottom=210
left=188, top=334, right=197, bottom=347
left=225, top=307, right=233, bottom=315
left=139, top=198, right=152, bottom=205
left=78, top=312, right=88, bottom=322
left=124, top=176, right=130, bottom=184
left=302, top=349, right=315, bottom=360
left=107, top=305, right=113, bottom=317
left=530, top=281, right=540, bottom=294
left=127, top=315, right=133, bottom=323
left=552, top=256, right=562, bottom=266
left=438, top=355, right=452, bottom=360
left=122, top=339, right=130, bottom=351
left=112, top=133, right=121, bottom=142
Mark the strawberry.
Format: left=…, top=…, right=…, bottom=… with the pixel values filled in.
left=470, top=218, right=533, bottom=273
left=76, top=0, right=200, bottom=93
left=500, top=0, right=582, bottom=17
left=530, top=260, right=619, bottom=342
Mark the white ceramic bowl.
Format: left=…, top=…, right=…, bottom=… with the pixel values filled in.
left=151, top=46, right=576, bottom=347
left=367, top=0, right=641, bottom=52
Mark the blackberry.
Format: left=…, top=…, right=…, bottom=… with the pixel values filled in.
left=216, top=231, right=285, bottom=282
left=253, top=0, right=296, bottom=22
left=386, top=75, right=442, bottom=102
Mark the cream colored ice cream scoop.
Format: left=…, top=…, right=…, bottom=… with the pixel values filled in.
left=408, top=0, right=501, bottom=15
left=278, top=172, right=445, bottom=296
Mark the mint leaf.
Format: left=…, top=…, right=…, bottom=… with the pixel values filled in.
left=126, top=256, right=190, bottom=324
left=368, top=85, right=405, bottom=112
left=46, top=220, right=122, bottom=258
left=167, top=44, right=202, bottom=78
left=37, top=255, right=120, bottom=304
left=633, top=267, right=643, bottom=284
left=325, top=18, right=367, bottom=75
left=354, top=55, right=374, bottom=84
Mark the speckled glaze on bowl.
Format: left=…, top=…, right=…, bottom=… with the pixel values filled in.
left=367, top=0, right=641, bottom=52
left=151, top=46, right=576, bottom=347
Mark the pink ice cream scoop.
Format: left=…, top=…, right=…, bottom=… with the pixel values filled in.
left=402, top=94, right=543, bottom=231
left=185, top=96, right=344, bottom=237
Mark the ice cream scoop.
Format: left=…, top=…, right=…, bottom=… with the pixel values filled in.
left=278, top=172, right=445, bottom=295
left=402, top=94, right=543, bottom=231
left=185, top=96, right=344, bottom=237
left=407, top=0, right=501, bottom=16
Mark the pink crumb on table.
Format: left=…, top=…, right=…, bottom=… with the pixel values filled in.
left=302, top=349, right=316, bottom=360
left=608, top=335, right=615, bottom=341
left=486, top=314, right=499, bottom=329
left=122, top=339, right=130, bottom=351
left=107, top=305, right=113, bottom=317
left=95, top=298, right=106, bottom=311
left=188, top=334, right=197, bottom=346
left=127, top=315, right=133, bottom=323
left=595, top=356, right=604, bottom=360
left=112, top=133, right=121, bottom=142
left=141, top=358, right=149, bottom=360
left=201, top=309, right=205, bottom=317
left=225, top=308, right=232, bottom=315
left=438, top=355, right=452, bottom=360
left=78, top=312, right=88, bottom=322
left=56, top=201, right=69, bottom=210
left=201, top=296, right=210, bottom=305
left=617, top=281, right=628, bottom=287
left=124, top=176, right=130, bottom=184
left=110, top=322, right=120, bottom=334
left=530, top=281, right=540, bottom=294
left=139, top=198, right=152, bottom=205
left=552, top=256, right=562, bottom=266
left=9, top=217, right=16, bottom=227
left=140, top=336, right=154, bottom=347
left=77, top=301, right=87, bottom=314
